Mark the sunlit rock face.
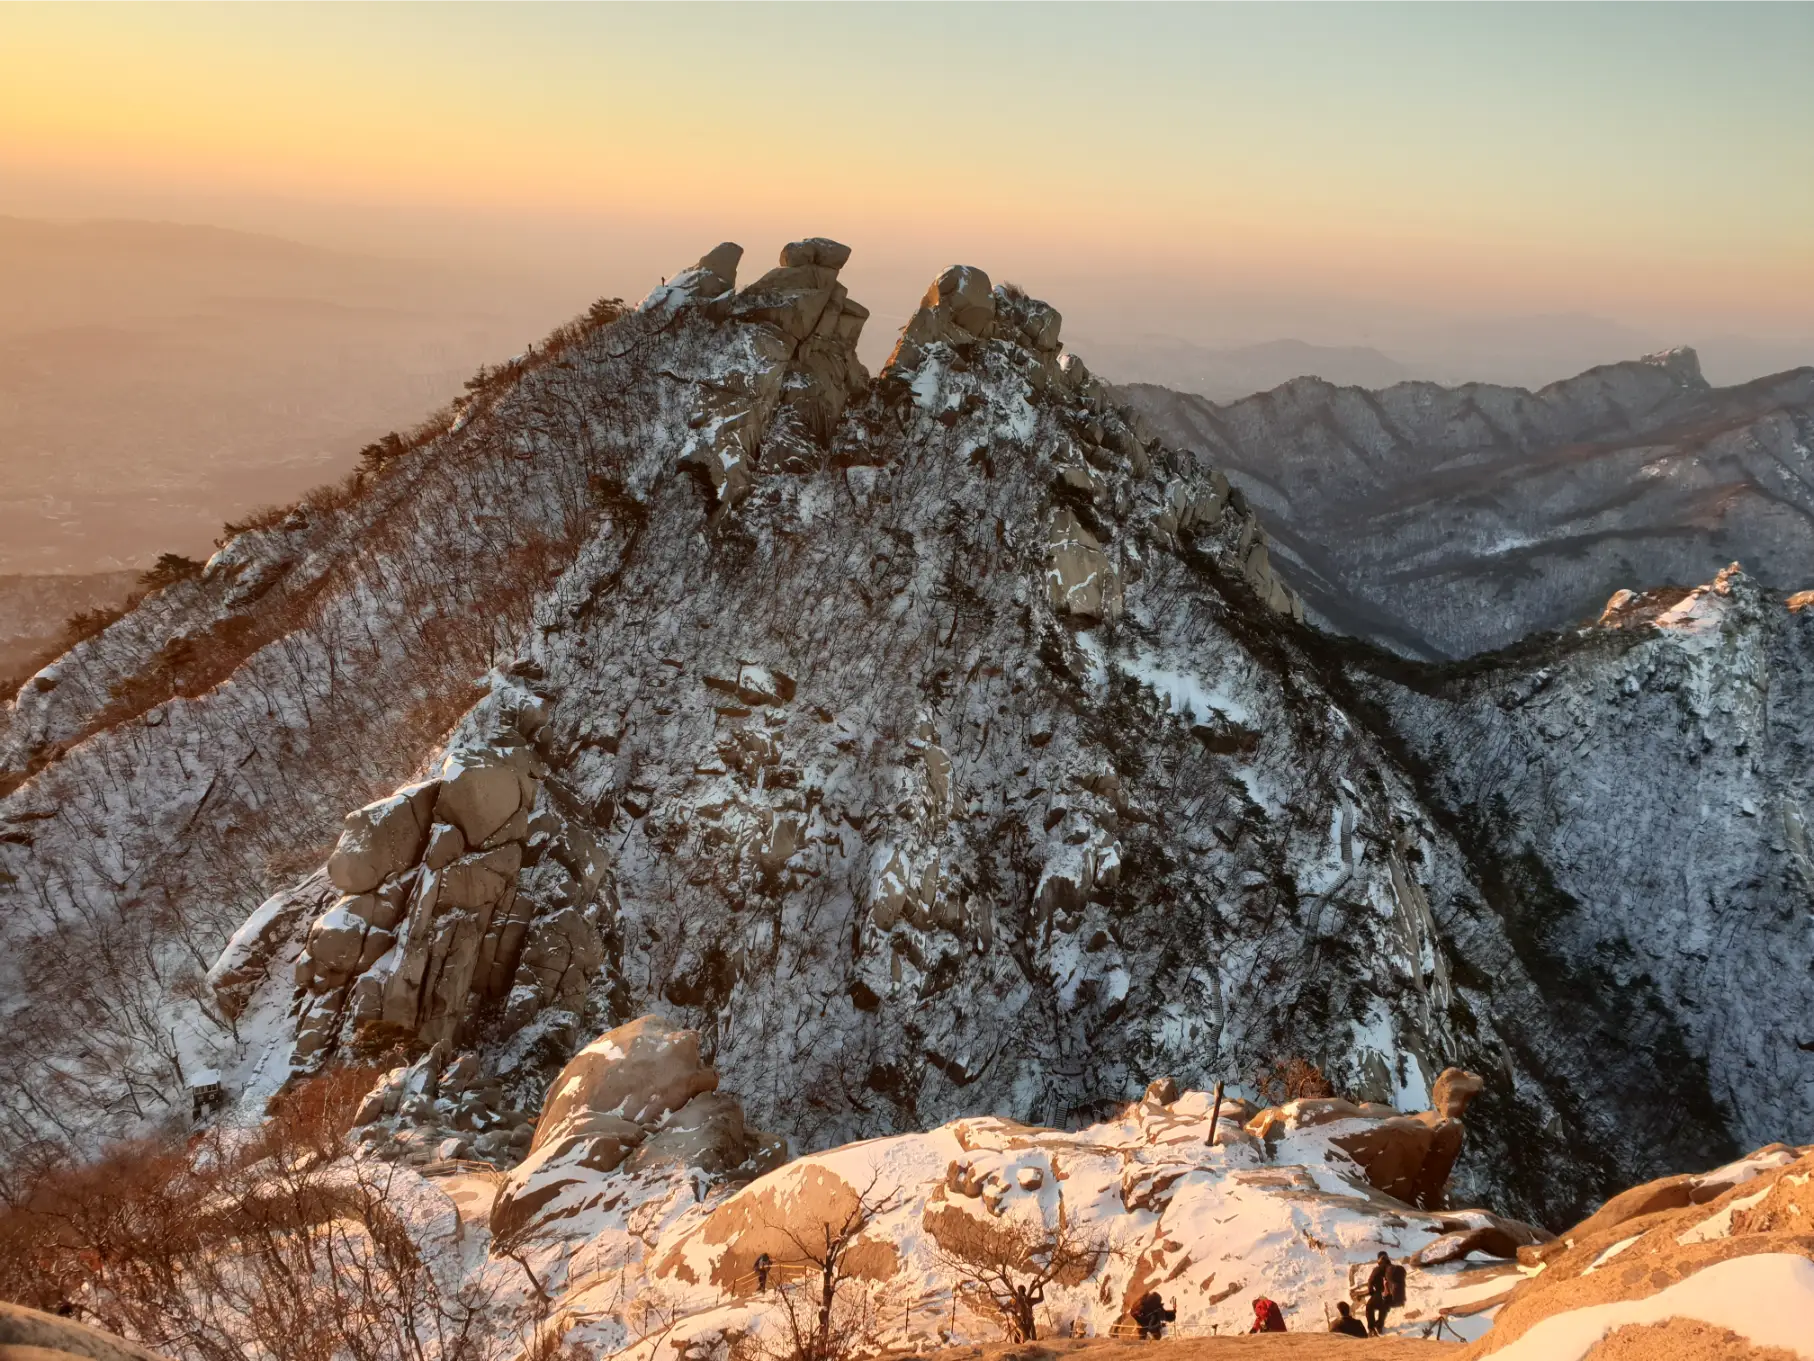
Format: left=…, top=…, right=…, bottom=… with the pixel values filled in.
left=7, top=234, right=1809, bottom=1232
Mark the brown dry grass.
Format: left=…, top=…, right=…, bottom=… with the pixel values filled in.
left=1581, top=1317, right=1799, bottom=1360
left=887, top=1336, right=1453, bottom=1360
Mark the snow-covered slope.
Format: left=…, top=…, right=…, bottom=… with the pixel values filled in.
left=1, top=238, right=1805, bottom=1233
left=1348, top=566, right=1814, bottom=1180
left=329, top=1017, right=1550, bottom=1354
left=1122, top=351, right=1814, bottom=658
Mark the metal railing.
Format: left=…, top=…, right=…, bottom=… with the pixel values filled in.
left=726, top=1262, right=819, bottom=1297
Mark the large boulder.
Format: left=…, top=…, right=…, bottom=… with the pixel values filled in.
left=1247, top=1066, right=1485, bottom=1210
left=1046, top=508, right=1123, bottom=620
left=779, top=238, right=851, bottom=270
left=326, top=782, right=437, bottom=894
left=1330, top=1115, right=1463, bottom=1209
left=434, top=746, right=534, bottom=847
left=640, top=241, right=744, bottom=313
left=490, top=1016, right=749, bottom=1242
left=880, top=264, right=998, bottom=381
left=533, top=1016, right=719, bottom=1143
left=0, top=1302, right=175, bottom=1361
left=624, top=1091, right=751, bottom=1176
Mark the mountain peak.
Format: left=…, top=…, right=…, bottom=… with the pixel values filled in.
left=1639, top=344, right=1706, bottom=387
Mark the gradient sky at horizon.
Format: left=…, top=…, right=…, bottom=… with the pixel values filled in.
left=3, top=1, right=1810, bottom=348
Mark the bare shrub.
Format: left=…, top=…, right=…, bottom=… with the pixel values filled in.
left=138, top=554, right=206, bottom=592
left=0, top=1068, right=514, bottom=1361
left=928, top=1210, right=1108, bottom=1342
left=221, top=503, right=290, bottom=536
left=1253, top=1056, right=1335, bottom=1104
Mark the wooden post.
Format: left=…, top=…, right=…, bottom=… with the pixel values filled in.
left=1208, top=1079, right=1225, bottom=1146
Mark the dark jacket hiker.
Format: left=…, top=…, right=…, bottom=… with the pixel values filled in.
left=1133, top=1292, right=1176, bottom=1339
left=1365, top=1254, right=1406, bottom=1334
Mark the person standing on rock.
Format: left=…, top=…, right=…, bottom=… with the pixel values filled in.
left=1365, top=1252, right=1404, bottom=1335
left=1329, top=1301, right=1367, bottom=1337
left=754, top=1252, right=771, bottom=1293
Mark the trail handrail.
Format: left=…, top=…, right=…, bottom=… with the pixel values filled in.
left=727, top=1261, right=818, bottom=1296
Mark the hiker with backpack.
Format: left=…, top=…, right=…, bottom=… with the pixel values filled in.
left=1365, top=1252, right=1406, bottom=1335
left=1248, top=1296, right=1286, bottom=1333
left=1132, top=1292, right=1176, bottom=1339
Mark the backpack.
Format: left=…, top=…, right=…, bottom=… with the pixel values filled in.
left=1387, top=1264, right=1407, bottom=1307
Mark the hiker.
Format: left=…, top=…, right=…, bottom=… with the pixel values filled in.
left=1249, top=1296, right=1286, bottom=1332
left=1330, top=1301, right=1367, bottom=1338
left=754, top=1252, right=771, bottom=1292
left=1365, top=1252, right=1406, bottom=1335
left=1132, top=1292, right=1176, bottom=1339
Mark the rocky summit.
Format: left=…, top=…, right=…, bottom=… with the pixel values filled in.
left=2, top=237, right=1812, bottom=1242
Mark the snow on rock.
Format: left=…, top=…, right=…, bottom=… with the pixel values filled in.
left=1361, top=566, right=1814, bottom=1211
left=467, top=1040, right=1546, bottom=1354
left=0, top=230, right=1772, bottom=1237
left=1459, top=1144, right=1814, bottom=1359
left=491, top=1016, right=785, bottom=1243
left=1477, top=1255, right=1814, bottom=1360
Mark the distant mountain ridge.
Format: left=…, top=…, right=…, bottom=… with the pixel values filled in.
left=1123, top=346, right=1814, bottom=657
left=1077, top=334, right=1413, bottom=401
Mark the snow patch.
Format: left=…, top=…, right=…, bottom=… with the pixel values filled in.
left=1481, top=1253, right=1814, bottom=1361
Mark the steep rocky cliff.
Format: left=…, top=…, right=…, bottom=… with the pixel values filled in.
left=1, top=239, right=1803, bottom=1229
left=1123, top=351, right=1814, bottom=658
left=1346, top=568, right=1814, bottom=1171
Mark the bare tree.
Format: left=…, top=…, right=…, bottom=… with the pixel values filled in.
left=928, top=1209, right=1109, bottom=1343
left=752, top=1168, right=898, bottom=1361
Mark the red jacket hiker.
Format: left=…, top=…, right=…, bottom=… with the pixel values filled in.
left=1249, top=1297, right=1287, bottom=1332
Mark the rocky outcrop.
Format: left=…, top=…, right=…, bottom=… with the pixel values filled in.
left=676, top=237, right=870, bottom=506
left=0, top=1302, right=174, bottom=1361
left=1454, top=1144, right=1814, bottom=1360
left=1124, top=351, right=1814, bottom=658
left=1244, top=1067, right=1484, bottom=1209
left=350, top=1042, right=540, bottom=1168
left=254, top=682, right=614, bottom=1065
left=489, top=1016, right=780, bottom=1242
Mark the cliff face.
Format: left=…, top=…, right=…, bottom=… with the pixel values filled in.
left=1, top=239, right=1803, bottom=1229
left=1351, top=569, right=1814, bottom=1168
left=1123, top=351, right=1814, bottom=659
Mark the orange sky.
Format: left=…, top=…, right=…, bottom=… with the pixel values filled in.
left=3, top=2, right=1811, bottom=349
